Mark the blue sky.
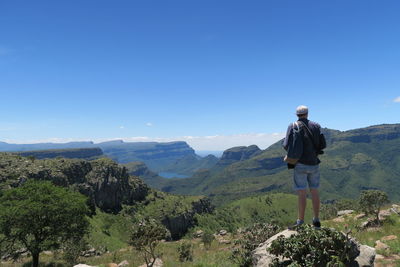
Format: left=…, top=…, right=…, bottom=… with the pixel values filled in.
left=1, top=0, right=400, bottom=150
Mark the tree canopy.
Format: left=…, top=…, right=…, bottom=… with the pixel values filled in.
left=0, top=180, right=90, bottom=267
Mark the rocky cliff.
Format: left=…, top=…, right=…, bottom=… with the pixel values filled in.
left=0, top=153, right=149, bottom=213
left=217, top=145, right=262, bottom=166
left=17, top=147, right=103, bottom=160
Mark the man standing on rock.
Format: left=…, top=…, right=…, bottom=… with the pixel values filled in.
left=283, top=105, right=326, bottom=228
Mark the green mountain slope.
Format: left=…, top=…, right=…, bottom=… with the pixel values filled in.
left=159, top=124, right=400, bottom=205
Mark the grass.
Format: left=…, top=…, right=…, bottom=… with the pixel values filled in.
left=323, top=209, right=400, bottom=266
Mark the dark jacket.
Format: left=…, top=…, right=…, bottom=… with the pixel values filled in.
left=283, top=118, right=326, bottom=165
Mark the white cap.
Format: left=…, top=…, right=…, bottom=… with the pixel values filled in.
left=296, top=105, right=308, bottom=115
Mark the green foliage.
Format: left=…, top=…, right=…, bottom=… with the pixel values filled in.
left=0, top=180, right=90, bottom=267
left=336, top=198, right=359, bottom=211
left=321, top=198, right=360, bottom=220
left=268, top=225, right=356, bottom=266
left=62, top=238, right=88, bottom=265
left=231, top=223, right=280, bottom=267
left=130, top=218, right=170, bottom=267
left=178, top=241, right=193, bottom=262
left=201, top=230, right=214, bottom=250
left=359, top=190, right=390, bottom=224
left=320, top=203, right=338, bottom=220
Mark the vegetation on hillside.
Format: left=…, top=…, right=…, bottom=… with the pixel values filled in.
left=0, top=180, right=90, bottom=267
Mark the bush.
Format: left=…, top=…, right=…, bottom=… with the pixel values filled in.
left=130, top=217, right=170, bottom=267
left=359, top=190, right=389, bottom=225
left=201, top=230, right=215, bottom=250
left=268, top=224, right=356, bottom=266
left=320, top=203, right=338, bottom=220
left=62, top=238, right=88, bottom=265
left=231, top=223, right=280, bottom=267
left=178, top=241, right=193, bottom=262
left=336, top=198, right=359, bottom=211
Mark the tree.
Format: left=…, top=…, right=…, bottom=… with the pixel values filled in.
left=177, top=241, right=193, bottom=262
left=359, top=190, right=389, bottom=225
left=0, top=180, right=90, bottom=267
left=201, top=230, right=214, bottom=250
left=130, top=218, right=170, bottom=267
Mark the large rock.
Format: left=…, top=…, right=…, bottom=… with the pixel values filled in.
left=161, top=198, right=214, bottom=240
left=338, top=210, right=355, bottom=216
left=375, top=240, right=389, bottom=251
left=118, top=261, right=129, bottom=267
left=253, top=229, right=375, bottom=267
left=252, top=229, right=297, bottom=266
left=354, top=245, right=376, bottom=266
left=139, top=258, right=163, bottom=267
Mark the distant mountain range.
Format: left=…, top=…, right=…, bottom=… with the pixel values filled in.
left=0, top=140, right=218, bottom=176
left=150, top=123, right=400, bottom=205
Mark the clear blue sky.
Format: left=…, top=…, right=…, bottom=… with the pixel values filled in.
left=1, top=0, right=400, bottom=149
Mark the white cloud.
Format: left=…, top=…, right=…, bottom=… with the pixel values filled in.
left=119, top=126, right=125, bottom=129
left=146, top=122, right=153, bottom=127
left=394, top=96, right=400, bottom=103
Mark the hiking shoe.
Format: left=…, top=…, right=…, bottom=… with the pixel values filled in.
left=288, top=219, right=304, bottom=230
left=312, top=219, right=321, bottom=229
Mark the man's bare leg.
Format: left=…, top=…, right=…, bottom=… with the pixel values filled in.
left=298, top=189, right=307, bottom=221
left=310, top=188, right=320, bottom=219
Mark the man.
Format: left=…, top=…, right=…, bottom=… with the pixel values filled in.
left=283, top=105, right=326, bottom=228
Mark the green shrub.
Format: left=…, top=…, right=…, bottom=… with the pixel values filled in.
left=231, top=223, right=280, bottom=267
left=320, top=203, right=338, bottom=220
left=336, top=199, right=359, bottom=211
left=62, top=238, right=88, bottom=265
left=268, top=224, right=356, bottom=266
left=359, top=190, right=389, bottom=225
left=178, top=241, right=193, bottom=262
left=130, top=217, right=170, bottom=267
left=201, top=230, right=215, bottom=250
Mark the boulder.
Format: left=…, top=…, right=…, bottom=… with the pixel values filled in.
left=381, top=235, right=397, bottom=241
left=219, top=229, right=228, bottom=236
left=355, top=213, right=367, bottom=220
left=73, top=265, right=97, bottom=267
left=252, top=229, right=375, bottom=267
left=338, top=210, right=354, bottom=216
left=195, top=230, right=204, bottom=238
left=375, top=240, right=389, bottom=251
left=354, top=245, right=376, bottom=267
left=118, top=260, right=129, bottom=267
left=139, top=258, right=163, bottom=267
left=106, top=264, right=118, bottom=267
left=252, top=229, right=297, bottom=266
left=379, top=209, right=392, bottom=219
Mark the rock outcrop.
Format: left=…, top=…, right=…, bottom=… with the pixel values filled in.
left=161, top=198, right=214, bottom=240
left=17, top=147, right=103, bottom=160
left=0, top=154, right=149, bottom=213
left=218, top=145, right=262, bottom=166
left=252, top=229, right=376, bottom=267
